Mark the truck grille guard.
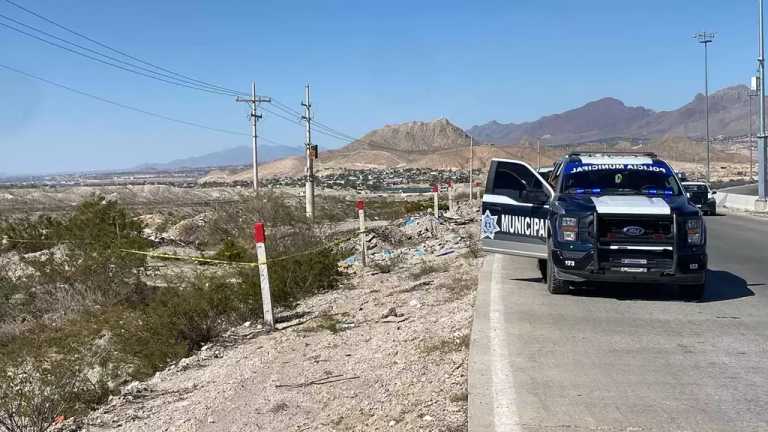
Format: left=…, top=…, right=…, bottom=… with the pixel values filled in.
left=591, top=212, right=677, bottom=274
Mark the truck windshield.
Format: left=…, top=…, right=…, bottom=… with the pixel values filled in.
left=560, top=162, right=681, bottom=195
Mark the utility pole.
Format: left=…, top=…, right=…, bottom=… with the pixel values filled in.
left=469, top=136, right=474, bottom=201
left=538, top=138, right=542, bottom=169
left=759, top=0, right=768, bottom=205
left=302, top=84, right=315, bottom=221
left=694, top=32, right=715, bottom=183
left=236, top=82, right=271, bottom=194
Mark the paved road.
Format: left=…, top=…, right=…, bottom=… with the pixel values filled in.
left=469, top=213, right=768, bottom=431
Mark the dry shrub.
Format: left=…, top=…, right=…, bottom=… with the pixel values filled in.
left=409, top=261, right=449, bottom=280
left=419, top=333, right=470, bottom=355
left=0, top=337, right=109, bottom=432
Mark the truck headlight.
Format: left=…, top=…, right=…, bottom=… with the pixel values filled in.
left=559, top=216, right=578, bottom=241
left=686, top=219, right=704, bottom=245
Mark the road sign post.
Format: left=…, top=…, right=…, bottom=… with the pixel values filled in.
left=357, top=199, right=367, bottom=266
left=253, top=222, right=274, bottom=329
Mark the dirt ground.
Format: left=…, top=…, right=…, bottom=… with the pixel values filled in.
left=74, top=205, right=480, bottom=432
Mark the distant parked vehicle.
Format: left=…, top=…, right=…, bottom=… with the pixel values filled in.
left=682, top=182, right=717, bottom=216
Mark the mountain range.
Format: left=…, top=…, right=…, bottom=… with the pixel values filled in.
left=135, top=144, right=302, bottom=171
left=170, top=84, right=757, bottom=180
left=468, top=85, right=756, bottom=145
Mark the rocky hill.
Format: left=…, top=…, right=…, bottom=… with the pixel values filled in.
left=345, top=118, right=473, bottom=152
left=201, top=118, right=476, bottom=181
left=469, top=85, right=757, bottom=145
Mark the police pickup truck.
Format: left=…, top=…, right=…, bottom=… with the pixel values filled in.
left=480, top=152, right=707, bottom=299
left=682, top=181, right=717, bottom=216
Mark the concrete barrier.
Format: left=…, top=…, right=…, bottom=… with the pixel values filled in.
left=715, top=192, right=761, bottom=212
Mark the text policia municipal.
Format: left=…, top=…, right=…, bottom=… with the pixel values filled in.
left=568, top=164, right=668, bottom=174
left=500, top=214, right=548, bottom=238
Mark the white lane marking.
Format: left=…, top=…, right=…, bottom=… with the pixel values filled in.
left=490, top=254, right=521, bottom=431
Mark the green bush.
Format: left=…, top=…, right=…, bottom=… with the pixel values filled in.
left=0, top=357, right=98, bottom=432
left=0, top=324, right=111, bottom=432
left=0, top=216, right=62, bottom=254
left=212, top=238, right=252, bottom=262
left=113, top=275, right=246, bottom=378
left=22, top=196, right=152, bottom=315
left=238, top=244, right=347, bottom=309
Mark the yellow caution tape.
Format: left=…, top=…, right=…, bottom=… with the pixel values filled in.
left=2, top=218, right=405, bottom=267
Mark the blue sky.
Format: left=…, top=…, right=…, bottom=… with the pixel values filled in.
left=0, top=0, right=761, bottom=174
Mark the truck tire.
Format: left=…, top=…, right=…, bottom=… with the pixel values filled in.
left=538, top=259, right=548, bottom=282
left=546, top=255, right=570, bottom=294
left=680, top=283, right=705, bottom=301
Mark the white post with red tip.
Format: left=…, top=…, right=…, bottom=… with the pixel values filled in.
left=432, top=184, right=439, bottom=218
left=357, top=199, right=367, bottom=267
left=253, top=222, right=274, bottom=329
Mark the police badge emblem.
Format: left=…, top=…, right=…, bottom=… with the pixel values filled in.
left=480, top=210, right=501, bottom=239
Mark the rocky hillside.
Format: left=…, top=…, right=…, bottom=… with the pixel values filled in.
left=201, top=119, right=477, bottom=181
left=345, top=118, right=473, bottom=152
left=469, top=85, right=758, bottom=145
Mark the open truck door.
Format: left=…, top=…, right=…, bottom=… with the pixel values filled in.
left=480, top=159, right=553, bottom=259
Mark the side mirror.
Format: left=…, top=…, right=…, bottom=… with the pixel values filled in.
left=711, top=190, right=717, bottom=195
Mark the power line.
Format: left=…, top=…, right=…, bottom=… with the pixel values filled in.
left=261, top=102, right=356, bottom=143
left=270, top=98, right=303, bottom=116
left=260, top=105, right=302, bottom=126
left=0, top=12, right=242, bottom=96
left=271, top=96, right=360, bottom=142
left=2, top=0, right=247, bottom=96
left=1, top=1, right=366, bottom=150
left=0, top=62, right=257, bottom=138
left=0, top=20, right=242, bottom=97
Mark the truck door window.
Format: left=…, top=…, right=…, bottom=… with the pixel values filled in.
left=492, top=161, right=547, bottom=204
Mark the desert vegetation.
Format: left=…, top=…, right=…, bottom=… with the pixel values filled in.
left=0, top=193, right=348, bottom=431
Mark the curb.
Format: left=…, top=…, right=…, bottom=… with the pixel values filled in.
left=467, top=255, right=496, bottom=431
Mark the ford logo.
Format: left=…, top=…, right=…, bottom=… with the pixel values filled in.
left=623, top=226, right=645, bottom=236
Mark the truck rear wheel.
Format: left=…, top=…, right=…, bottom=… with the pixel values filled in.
left=547, top=256, right=570, bottom=294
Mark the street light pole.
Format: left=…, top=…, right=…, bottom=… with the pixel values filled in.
left=694, top=32, right=715, bottom=183
left=758, top=0, right=768, bottom=205
left=468, top=136, right=474, bottom=201
left=749, top=90, right=756, bottom=181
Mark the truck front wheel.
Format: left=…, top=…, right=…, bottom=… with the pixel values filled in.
left=538, top=259, right=547, bottom=282
left=547, top=257, right=570, bottom=294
